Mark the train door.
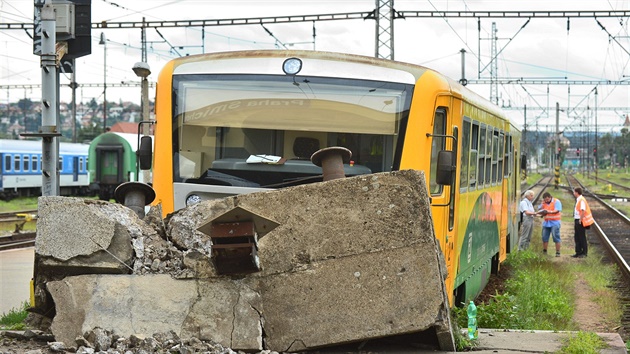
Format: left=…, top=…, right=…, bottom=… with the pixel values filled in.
left=498, top=131, right=509, bottom=263
left=429, top=103, right=457, bottom=302
left=73, top=157, right=79, bottom=182
left=95, top=146, right=124, bottom=200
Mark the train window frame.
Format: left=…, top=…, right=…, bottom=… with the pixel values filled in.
left=58, top=156, right=63, bottom=172
left=429, top=108, right=447, bottom=196
left=13, top=155, right=21, bottom=172
left=491, top=130, right=499, bottom=183
left=477, top=124, right=486, bottom=189
left=497, top=132, right=504, bottom=180
left=31, top=154, right=38, bottom=172
left=171, top=73, right=410, bottom=184
left=448, top=126, right=459, bottom=230
left=23, top=155, right=30, bottom=172
left=4, top=155, right=11, bottom=172
left=485, top=128, right=492, bottom=185
left=504, top=135, right=512, bottom=178
left=80, top=157, right=85, bottom=172
left=460, top=118, right=471, bottom=193
left=469, top=122, right=479, bottom=189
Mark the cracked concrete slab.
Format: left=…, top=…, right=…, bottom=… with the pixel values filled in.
left=38, top=170, right=455, bottom=352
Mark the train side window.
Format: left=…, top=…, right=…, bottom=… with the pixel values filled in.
left=478, top=125, right=486, bottom=188
left=492, top=131, right=500, bottom=183
left=497, top=132, right=505, bottom=180
left=429, top=109, right=447, bottom=195
left=14, top=155, right=21, bottom=172
left=3, top=155, right=10, bottom=172
left=79, top=157, right=85, bottom=172
left=58, top=157, right=63, bottom=172
left=31, top=155, right=38, bottom=172
left=505, top=135, right=512, bottom=177
left=23, top=155, right=30, bottom=172
left=460, top=119, right=471, bottom=192
left=469, top=122, right=479, bottom=189
left=485, top=128, right=492, bottom=185
left=39, top=156, right=42, bottom=172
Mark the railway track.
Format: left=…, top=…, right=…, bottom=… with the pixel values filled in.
left=565, top=174, right=630, bottom=337
left=523, top=175, right=553, bottom=205
left=0, top=232, right=36, bottom=251
left=0, top=210, right=37, bottom=251
left=580, top=174, right=630, bottom=200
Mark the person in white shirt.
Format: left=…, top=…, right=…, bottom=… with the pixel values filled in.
left=518, top=190, right=537, bottom=250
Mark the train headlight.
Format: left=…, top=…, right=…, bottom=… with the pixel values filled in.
left=282, top=58, right=302, bottom=75
left=186, top=194, right=202, bottom=206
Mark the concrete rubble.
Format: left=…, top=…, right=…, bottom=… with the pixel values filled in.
left=30, top=170, right=456, bottom=352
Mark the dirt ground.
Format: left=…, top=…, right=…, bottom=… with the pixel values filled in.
left=479, top=214, right=621, bottom=335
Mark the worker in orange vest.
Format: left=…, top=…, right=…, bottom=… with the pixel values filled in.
left=538, top=192, right=562, bottom=257
left=572, top=187, right=594, bottom=258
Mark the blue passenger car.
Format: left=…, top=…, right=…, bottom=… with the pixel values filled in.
left=0, top=139, right=90, bottom=200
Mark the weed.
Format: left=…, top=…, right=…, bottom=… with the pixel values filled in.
left=0, top=301, right=29, bottom=330
left=557, top=331, right=607, bottom=354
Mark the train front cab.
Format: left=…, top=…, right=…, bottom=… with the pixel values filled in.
left=401, top=70, right=520, bottom=307
left=88, top=133, right=139, bottom=201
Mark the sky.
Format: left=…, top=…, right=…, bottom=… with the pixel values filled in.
left=1, top=0, right=630, bottom=133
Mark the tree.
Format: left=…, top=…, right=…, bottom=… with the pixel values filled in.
left=78, top=123, right=102, bottom=143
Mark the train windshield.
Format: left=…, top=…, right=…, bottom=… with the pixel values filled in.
left=172, top=74, right=412, bottom=187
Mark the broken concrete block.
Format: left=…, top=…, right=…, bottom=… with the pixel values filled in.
left=41, top=170, right=455, bottom=352
left=47, top=274, right=263, bottom=351
left=36, top=197, right=117, bottom=261
left=234, top=170, right=453, bottom=351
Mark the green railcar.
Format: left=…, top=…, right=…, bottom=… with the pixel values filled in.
left=88, top=132, right=151, bottom=200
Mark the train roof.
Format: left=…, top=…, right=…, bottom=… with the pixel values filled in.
left=89, top=132, right=153, bottom=152
left=0, top=139, right=89, bottom=155
left=165, top=50, right=518, bottom=132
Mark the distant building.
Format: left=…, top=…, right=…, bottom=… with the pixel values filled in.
left=109, top=122, right=139, bottom=134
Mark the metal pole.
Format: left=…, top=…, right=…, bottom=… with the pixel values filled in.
left=141, top=76, right=150, bottom=183
left=595, top=88, right=598, bottom=184
left=523, top=104, right=527, bottom=179
left=71, top=63, right=77, bottom=143
left=100, top=32, right=108, bottom=132
left=459, top=49, right=467, bottom=86
left=554, top=102, right=560, bottom=189
left=40, top=1, right=59, bottom=196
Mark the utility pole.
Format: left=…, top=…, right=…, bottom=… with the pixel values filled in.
left=554, top=102, right=560, bottom=189
left=523, top=104, right=527, bottom=180
left=30, top=0, right=60, bottom=196
left=595, top=88, right=598, bottom=184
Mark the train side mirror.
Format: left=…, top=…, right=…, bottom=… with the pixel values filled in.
left=521, top=154, right=527, bottom=170
left=436, top=150, right=455, bottom=185
left=138, top=136, right=153, bottom=170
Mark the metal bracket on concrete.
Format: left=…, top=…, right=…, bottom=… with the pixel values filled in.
left=197, top=206, right=279, bottom=275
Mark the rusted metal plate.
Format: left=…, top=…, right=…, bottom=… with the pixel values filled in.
left=210, top=221, right=255, bottom=238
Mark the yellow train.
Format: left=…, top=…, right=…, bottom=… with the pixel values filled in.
left=147, top=50, right=522, bottom=306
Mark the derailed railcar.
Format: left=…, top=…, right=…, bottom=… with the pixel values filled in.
left=145, top=50, right=521, bottom=307
left=88, top=132, right=151, bottom=200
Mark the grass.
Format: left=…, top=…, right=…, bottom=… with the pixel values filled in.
left=0, top=301, right=29, bottom=330
left=0, top=197, right=39, bottom=213
left=452, top=184, right=623, bottom=351
left=452, top=250, right=579, bottom=331
left=0, top=197, right=41, bottom=233
left=558, top=331, right=608, bottom=354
